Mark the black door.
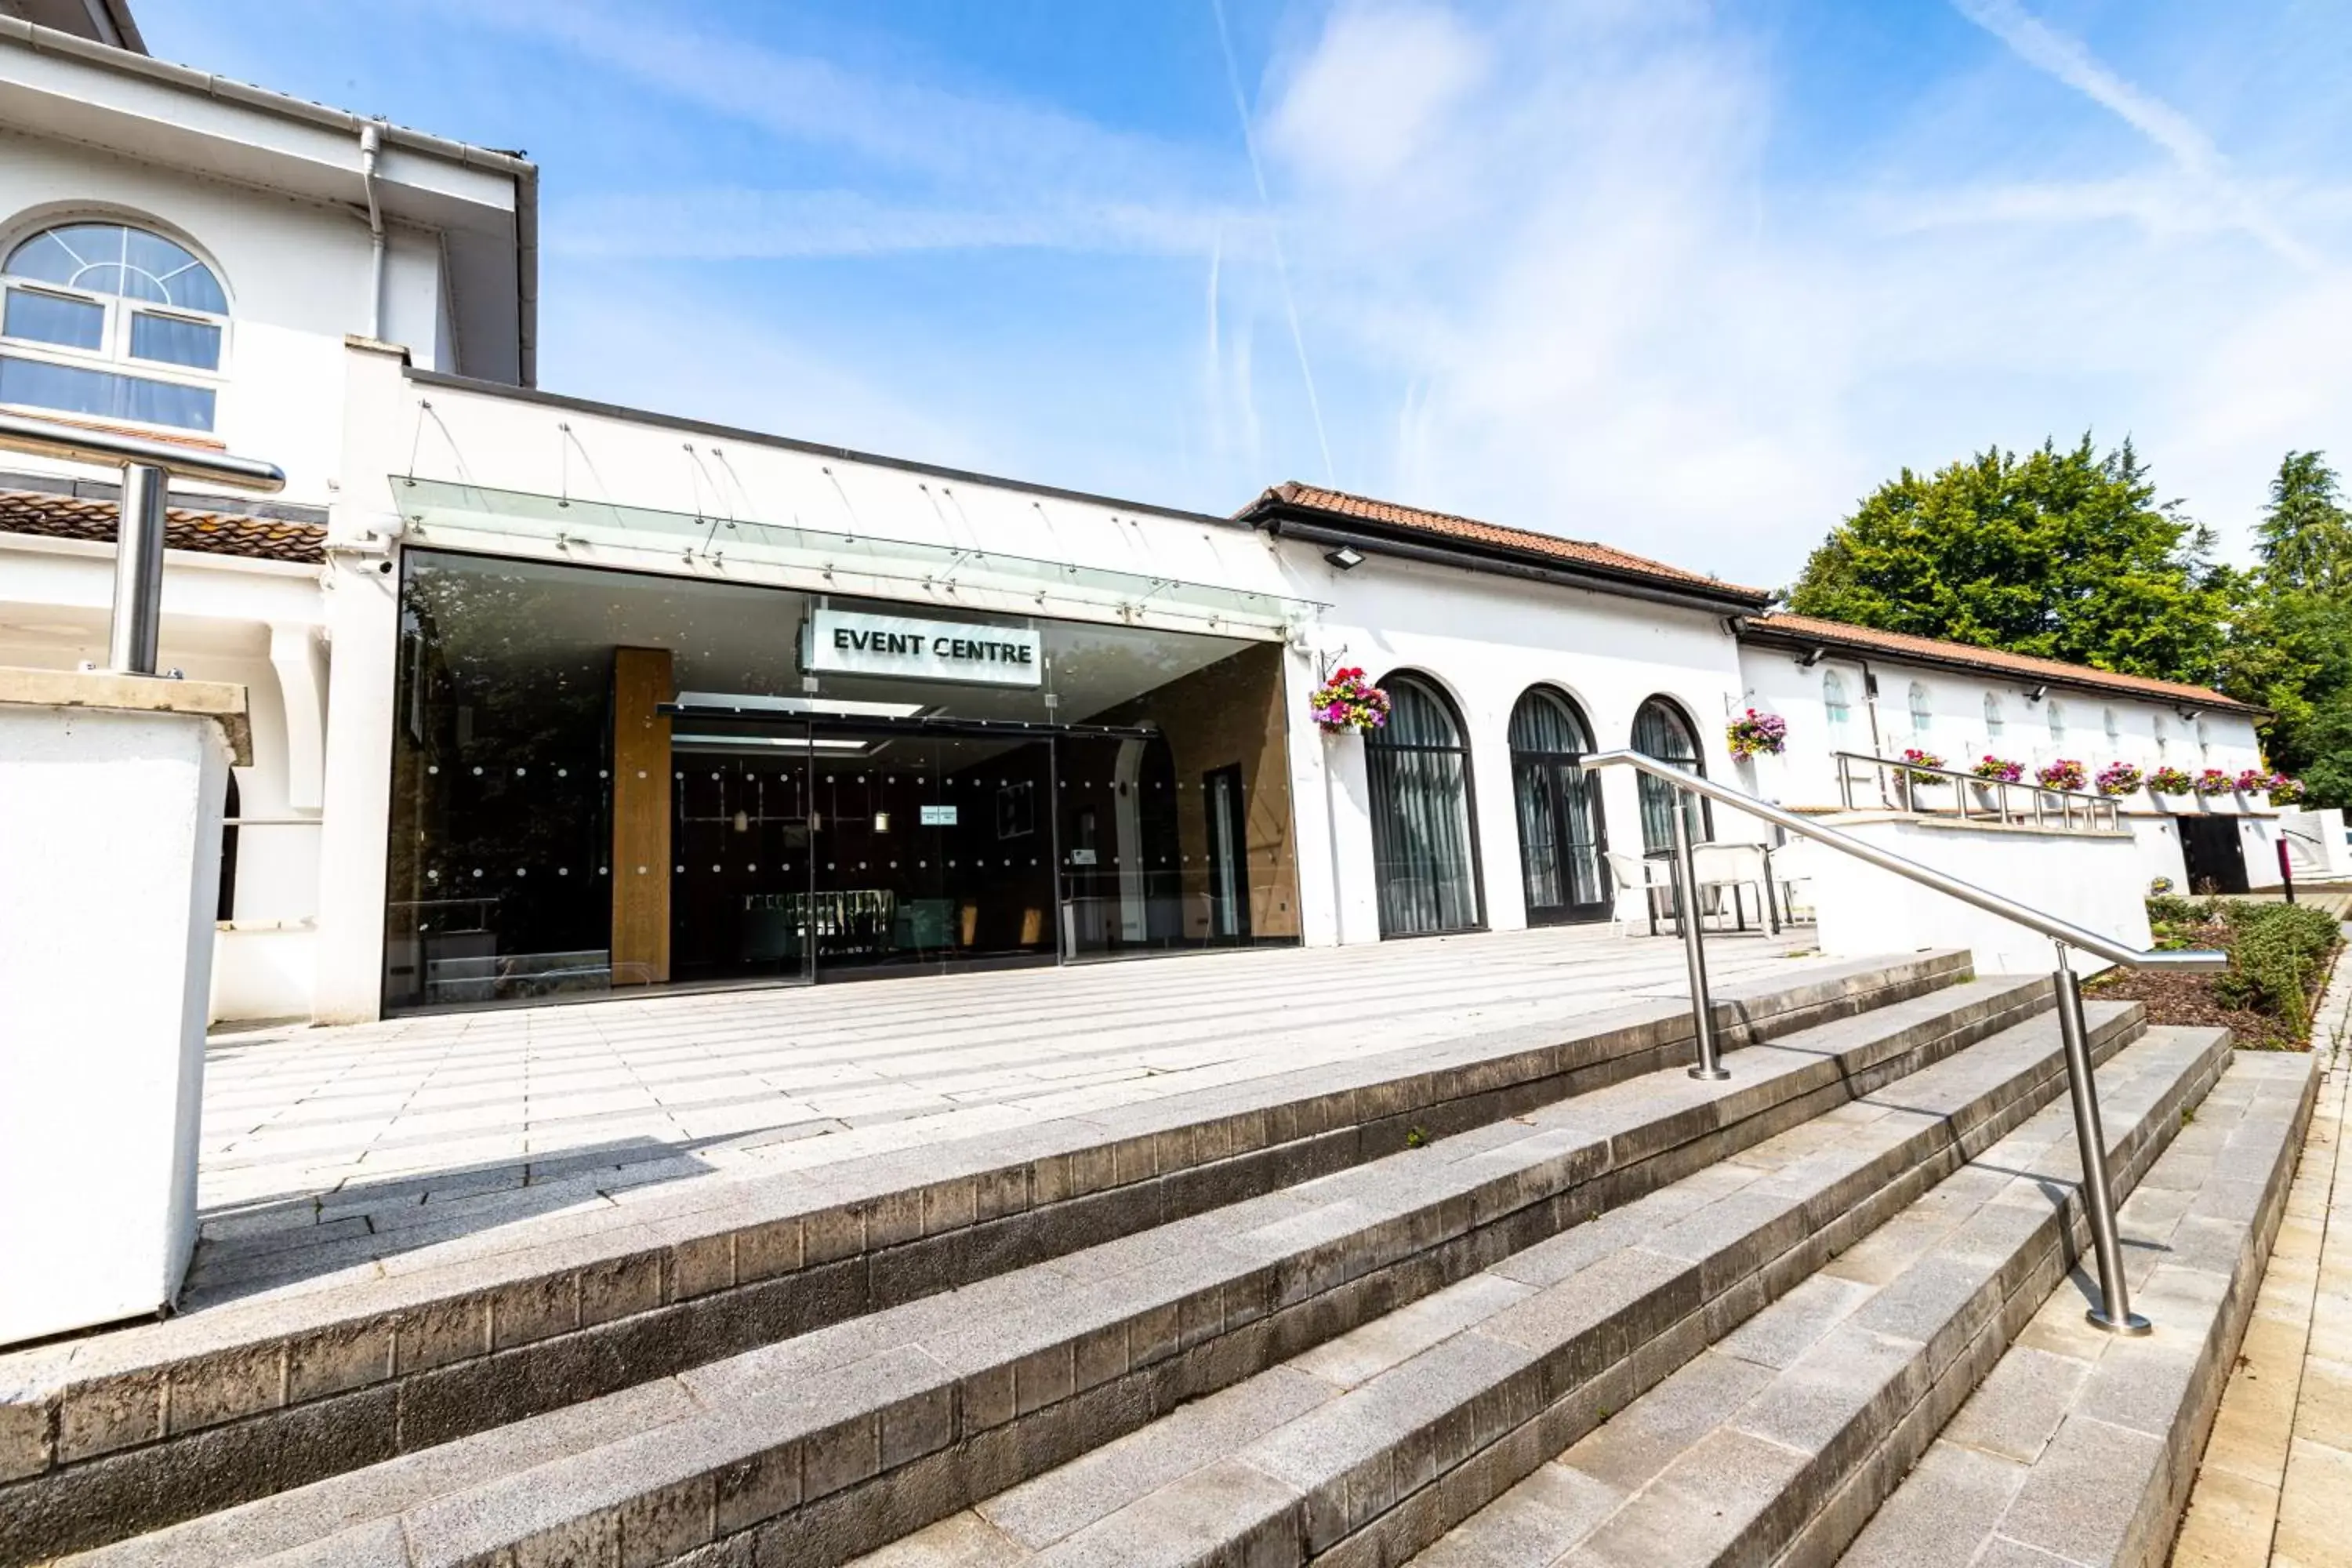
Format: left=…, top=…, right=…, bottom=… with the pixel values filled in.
left=2178, top=816, right=2249, bottom=895
left=1508, top=689, right=1610, bottom=924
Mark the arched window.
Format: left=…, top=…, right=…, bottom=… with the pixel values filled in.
left=1, top=220, right=227, bottom=431
left=1823, top=670, right=1852, bottom=735
left=1632, top=696, right=1707, bottom=854
left=1509, top=688, right=1608, bottom=925
left=2048, top=699, right=2067, bottom=746
left=1983, top=692, right=2005, bottom=742
left=2197, top=717, right=2212, bottom=759
left=1365, top=673, right=1481, bottom=937
left=2103, top=706, right=2122, bottom=746
left=2155, top=716, right=2172, bottom=760
left=1907, top=681, right=1933, bottom=739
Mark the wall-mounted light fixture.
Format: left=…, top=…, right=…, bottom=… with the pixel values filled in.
left=2176, top=707, right=2202, bottom=722
left=2024, top=684, right=2048, bottom=702
left=1323, top=546, right=1366, bottom=571
left=1795, top=648, right=1825, bottom=668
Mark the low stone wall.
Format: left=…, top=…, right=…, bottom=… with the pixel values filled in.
left=1804, top=811, right=2154, bottom=975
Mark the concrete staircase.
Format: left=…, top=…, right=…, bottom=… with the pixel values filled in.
left=5, top=952, right=2314, bottom=1567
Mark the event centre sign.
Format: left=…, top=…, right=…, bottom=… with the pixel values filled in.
left=804, top=608, right=1043, bottom=687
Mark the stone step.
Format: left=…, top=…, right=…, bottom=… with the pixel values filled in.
left=0, top=951, right=1973, bottom=1565
left=844, top=1007, right=2185, bottom=1568
left=1840, top=1049, right=2317, bottom=1568
left=53, top=971, right=2078, bottom=1567
left=1405, top=1026, right=2237, bottom=1568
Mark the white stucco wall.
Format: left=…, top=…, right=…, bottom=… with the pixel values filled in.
left=0, top=126, right=448, bottom=510
left=1805, top=816, right=2153, bottom=977
left=0, top=535, right=328, bottom=1019
left=1737, top=643, right=2267, bottom=815
left=1291, top=548, right=1758, bottom=939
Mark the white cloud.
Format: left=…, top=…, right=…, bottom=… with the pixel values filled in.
left=1948, top=0, right=2320, bottom=270
left=1261, top=5, right=1490, bottom=190
left=1204, top=0, right=2348, bottom=582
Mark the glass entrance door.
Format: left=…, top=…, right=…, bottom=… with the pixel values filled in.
left=670, top=739, right=815, bottom=985
left=808, top=731, right=1058, bottom=975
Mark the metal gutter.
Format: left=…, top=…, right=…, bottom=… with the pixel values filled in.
left=1255, top=512, right=1772, bottom=615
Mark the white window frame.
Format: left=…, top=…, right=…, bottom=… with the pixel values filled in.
left=0, top=228, right=230, bottom=434
left=1907, top=681, right=1932, bottom=739
left=1983, top=691, right=2004, bottom=740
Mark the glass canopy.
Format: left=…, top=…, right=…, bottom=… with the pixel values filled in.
left=392, top=477, right=1322, bottom=638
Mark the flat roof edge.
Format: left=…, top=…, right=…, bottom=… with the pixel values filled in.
left=401, top=368, right=1239, bottom=529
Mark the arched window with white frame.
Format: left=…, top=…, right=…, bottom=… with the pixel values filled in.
left=1907, top=681, right=1932, bottom=740
left=1983, top=692, right=2004, bottom=742
left=2047, top=698, right=2067, bottom=746
left=2103, top=706, right=2121, bottom=747
left=0, top=219, right=227, bottom=432
left=2155, top=716, right=2171, bottom=760
left=1823, top=670, right=1852, bottom=739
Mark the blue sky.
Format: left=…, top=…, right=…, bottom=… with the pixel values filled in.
left=135, top=1, right=2352, bottom=586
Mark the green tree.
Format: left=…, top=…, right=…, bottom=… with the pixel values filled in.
left=2218, top=452, right=2352, bottom=804
left=1788, top=436, right=2228, bottom=684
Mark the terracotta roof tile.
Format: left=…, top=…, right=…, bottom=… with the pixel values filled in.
left=1751, top=612, right=2257, bottom=713
left=1240, top=481, right=1769, bottom=604
left=0, top=488, right=326, bottom=564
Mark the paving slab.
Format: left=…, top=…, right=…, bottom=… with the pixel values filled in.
left=2174, top=939, right=2350, bottom=1568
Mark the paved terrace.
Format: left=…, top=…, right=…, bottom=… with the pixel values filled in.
left=194, top=924, right=1838, bottom=1311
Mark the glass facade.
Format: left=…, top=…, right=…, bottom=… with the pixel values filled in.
left=385, top=550, right=1301, bottom=1011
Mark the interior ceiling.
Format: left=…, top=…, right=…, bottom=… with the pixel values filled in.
left=418, top=553, right=1254, bottom=726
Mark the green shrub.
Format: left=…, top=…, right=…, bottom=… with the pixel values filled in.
left=2146, top=894, right=2199, bottom=927
left=2211, top=902, right=2343, bottom=1042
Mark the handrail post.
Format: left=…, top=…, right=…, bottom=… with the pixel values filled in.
left=1670, top=785, right=1730, bottom=1081
left=2052, top=943, right=2151, bottom=1335
left=107, top=462, right=170, bottom=675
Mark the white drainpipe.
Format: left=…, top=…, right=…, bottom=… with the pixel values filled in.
left=358, top=122, right=385, bottom=340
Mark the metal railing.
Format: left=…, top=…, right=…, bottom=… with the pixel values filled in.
left=0, top=410, right=285, bottom=675
left=1585, top=749, right=2226, bottom=1338
left=1834, top=750, right=2125, bottom=833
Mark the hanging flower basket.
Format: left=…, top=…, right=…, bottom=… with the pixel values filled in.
left=1310, top=666, right=1390, bottom=735
left=1899, top=747, right=1946, bottom=786
left=2149, top=766, right=2194, bottom=796
left=2093, top=761, right=2143, bottom=797
left=1726, top=709, right=1786, bottom=759
left=2232, top=768, right=2268, bottom=794
left=2267, top=773, right=2307, bottom=806
left=2036, top=758, right=2087, bottom=792
left=2193, top=768, right=2234, bottom=797
left=1970, top=755, right=2024, bottom=783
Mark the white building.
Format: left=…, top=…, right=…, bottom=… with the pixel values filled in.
left=0, top=11, right=2328, bottom=1028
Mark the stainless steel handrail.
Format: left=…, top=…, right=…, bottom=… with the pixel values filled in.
left=0, top=410, right=287, bottom=491
left=1587, top=748, right=2226, bottom=1338
left=1833, top=749, right=2125, bottom=833
left=0, top=411, right=286, bottom=674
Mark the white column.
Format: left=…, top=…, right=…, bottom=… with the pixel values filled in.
left=309, top=337, right=412, bottom=1022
